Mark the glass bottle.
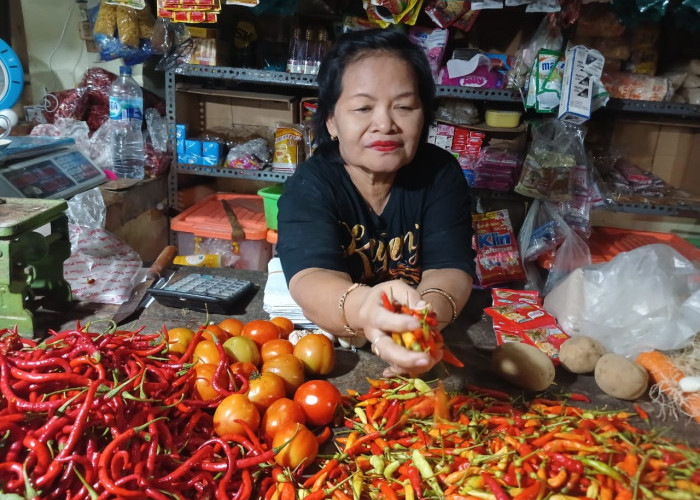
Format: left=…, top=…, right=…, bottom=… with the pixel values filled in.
left=310, top=29, right=329, bottom=75
left=287, top=27, right=302, bottom=74
left=301, top=28, right=316, bottom=75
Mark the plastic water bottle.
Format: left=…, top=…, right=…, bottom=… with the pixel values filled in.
left=109, top=65, right=144, bottom=179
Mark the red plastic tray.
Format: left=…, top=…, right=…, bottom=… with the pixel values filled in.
left=589, top=226, right=700, bottom=264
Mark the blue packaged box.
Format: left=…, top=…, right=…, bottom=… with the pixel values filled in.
left=199, top=141, right=222, bottom=166
left=180, top=139, right=202, bottom=164
left=176, top=124, right=188, bottom=155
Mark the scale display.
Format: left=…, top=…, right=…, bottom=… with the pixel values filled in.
left=0, top=148, right=107, bottom=199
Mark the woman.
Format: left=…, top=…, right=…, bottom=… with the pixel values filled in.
left=277, top=29, right=475, bottom=375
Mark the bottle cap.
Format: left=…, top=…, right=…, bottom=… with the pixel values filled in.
left=120, top=65, right=133, bottom=75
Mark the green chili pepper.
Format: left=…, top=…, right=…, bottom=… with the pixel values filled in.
left=579, top=457, right=624, bottom=482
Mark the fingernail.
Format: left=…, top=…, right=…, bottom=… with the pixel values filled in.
left=415, top=357, right=429, bottom=366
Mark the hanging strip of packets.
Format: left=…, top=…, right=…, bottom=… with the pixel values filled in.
left=157, top=0, right=222, bottom=23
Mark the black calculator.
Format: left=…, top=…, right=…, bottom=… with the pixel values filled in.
left=149, top=273, right=254, bottom=314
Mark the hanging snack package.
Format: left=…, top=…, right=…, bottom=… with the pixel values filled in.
left=472, top=209, right=527, bottom=287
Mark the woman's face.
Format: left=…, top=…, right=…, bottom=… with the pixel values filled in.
left=326, top=53, right=424, bottom=175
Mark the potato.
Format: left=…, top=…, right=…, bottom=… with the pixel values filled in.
left=491, top=342, right=555, bottom=391
left=559, top=336, right=607, bottom=374
left=594, top=353, right=649, bottom=400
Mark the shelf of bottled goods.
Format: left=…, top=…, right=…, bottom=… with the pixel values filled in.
left=165, top=64, right=700, bottom=225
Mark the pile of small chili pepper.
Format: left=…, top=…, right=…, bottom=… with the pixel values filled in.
left=270, top=377, right=700, bottom=500
left=381, top=291, right=463, bottom=368
left=0, top=324, right=277, bottom=499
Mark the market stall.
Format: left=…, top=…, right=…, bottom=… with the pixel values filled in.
left=1, top=0, right=699, bottom=497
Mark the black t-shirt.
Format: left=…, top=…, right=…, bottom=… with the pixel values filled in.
left=277, top=143, right=476, bottom=286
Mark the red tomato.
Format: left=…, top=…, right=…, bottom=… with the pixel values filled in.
left=262, top=354, right=305, bottom=396
left=193, top=340, right=223, bottom=366
left=230, top=361, right=257, bottom=380
left=260, top=339, right=294, bottom=363
left=219, top=318, right=244, bottom=336
left=269, top=317, right=294, bottom=338
left=272, top=422, right=318, bottom=469
left=166, top=327, right=195, bottom=356
left=201, top=324, right=229, bottom=343
left=261, top=398, right=306, bottom=441
left=213, top=394, right=260, bottom=438
left=242, top=320, right=281, bottom=348
left=293, top=380, right=341, bottom=427
left=194, top=364, right=219, bottom=401
left=293, top=334, right=335, bottom=376
left=247, top=371, right=286, bottom=412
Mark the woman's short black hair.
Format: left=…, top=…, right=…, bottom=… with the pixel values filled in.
left=312, top=28, right=436, bottom=158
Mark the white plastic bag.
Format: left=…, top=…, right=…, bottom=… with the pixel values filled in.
left=544, top=244, right=700, bottom=358
left=63, top=188, right=143, bottom=304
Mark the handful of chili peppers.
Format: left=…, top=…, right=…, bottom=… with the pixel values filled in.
left=381, top=291, right=464, bottom=367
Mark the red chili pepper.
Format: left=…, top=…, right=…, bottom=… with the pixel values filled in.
left=466, top=384, right=510, bottom=401
left=549, top=452, right=583, bottom=474
left=407, top=465, right=423, bottom=499
left=482, top=471, right=510, bottom=500
left=567, top=392, right=591, bottom=403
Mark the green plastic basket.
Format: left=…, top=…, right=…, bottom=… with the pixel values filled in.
left=257, top=184, right=284, bottom=231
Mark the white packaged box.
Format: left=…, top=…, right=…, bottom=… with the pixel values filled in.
left=558, top=45, right=605, bottom=125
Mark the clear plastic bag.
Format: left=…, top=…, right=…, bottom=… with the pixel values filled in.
left=226, top=138, right=270, bottom=170
left=544, top=244, right=700, bottom=358
left=63, top=188, right=143, bottom=304
left=518, top=200, right=591, bottom=295
left=514, top=119, right=586, bottom=201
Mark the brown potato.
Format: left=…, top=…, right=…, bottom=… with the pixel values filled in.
left=491, top=342, right=555, bottom=391
left=594, top=353, right=649, bottom=400
left=559, top=336, right=607, bottom=374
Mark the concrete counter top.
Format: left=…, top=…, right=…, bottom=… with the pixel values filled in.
left=37, top=266, right=700, bottom=447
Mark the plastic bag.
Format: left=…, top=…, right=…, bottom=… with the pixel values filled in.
left=63, top=188, right=143, bottom=304
left=518, top=199, right=591, bottom=295
left=543, top=244, right=700, bottom=358
left=226, top=137, right=270, bottom=170
left=514, top=119, right=586, bottom=201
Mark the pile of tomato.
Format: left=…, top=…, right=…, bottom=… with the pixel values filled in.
left=167, top=317, right=342, bottom=470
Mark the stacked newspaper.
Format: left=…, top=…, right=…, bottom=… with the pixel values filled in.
left=262, top=258, right=317, bottom=330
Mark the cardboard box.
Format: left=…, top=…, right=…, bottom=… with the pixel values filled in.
left=558, top=45, right=604, bottom=124
left=176, top=88, right=299, bottom=142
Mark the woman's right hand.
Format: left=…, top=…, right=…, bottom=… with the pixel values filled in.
left=357, top=280, right=443, bottom=376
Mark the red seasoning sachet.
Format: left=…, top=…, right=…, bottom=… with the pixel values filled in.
left=472, top=210, right=526, bottom=287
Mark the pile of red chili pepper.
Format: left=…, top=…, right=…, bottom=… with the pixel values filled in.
left=0, top=324, right=277, bottom=499
left=279, top=378, right=700, bottom=500
left=381, top=291, right=463, bottom=368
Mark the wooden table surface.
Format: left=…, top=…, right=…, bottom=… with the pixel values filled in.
left=32, top=266, right=700, bottom=447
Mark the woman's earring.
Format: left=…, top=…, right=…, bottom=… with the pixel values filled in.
left=330, top=135, right=338, bottom=141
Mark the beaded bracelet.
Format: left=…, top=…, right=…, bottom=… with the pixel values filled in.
left=338, top=283, right=368, bottom=336
left=420, top=287, right=458, bottom=324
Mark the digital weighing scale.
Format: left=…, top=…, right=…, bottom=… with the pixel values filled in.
left=0, top=136, right=107, bottom=199
left=0, top=197, right=72, bottom=336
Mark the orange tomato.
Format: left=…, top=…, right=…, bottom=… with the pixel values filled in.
left=270, top=317, right=294, bottom=338
left=261, top=354, right=305, bottom=396
left=201, top=324, right=229, bottom=343
left=260, top=339, right=294, bottom=363
left=272, top=422, right=318, bottom=468
left=261, top=398, right=306, bottom=441
left=193, top=340, right=223, bottom=366
left=242, top=320, right=281, bottom=348
left=219, top=318, right=244, bottom=336
left=230, top=361, right=257, bottom=380
left=213, top=394, right=260, bottom=438
left=194, top=364, right=219, bottom=401
left=166, top=327, right=195, bottom=356
left=293, top=334, right=335, bottom=376
left=247, top=372, right=286, bottom=412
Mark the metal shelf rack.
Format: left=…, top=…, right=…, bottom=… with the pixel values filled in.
left=165, top=64, right=700, bottom=229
